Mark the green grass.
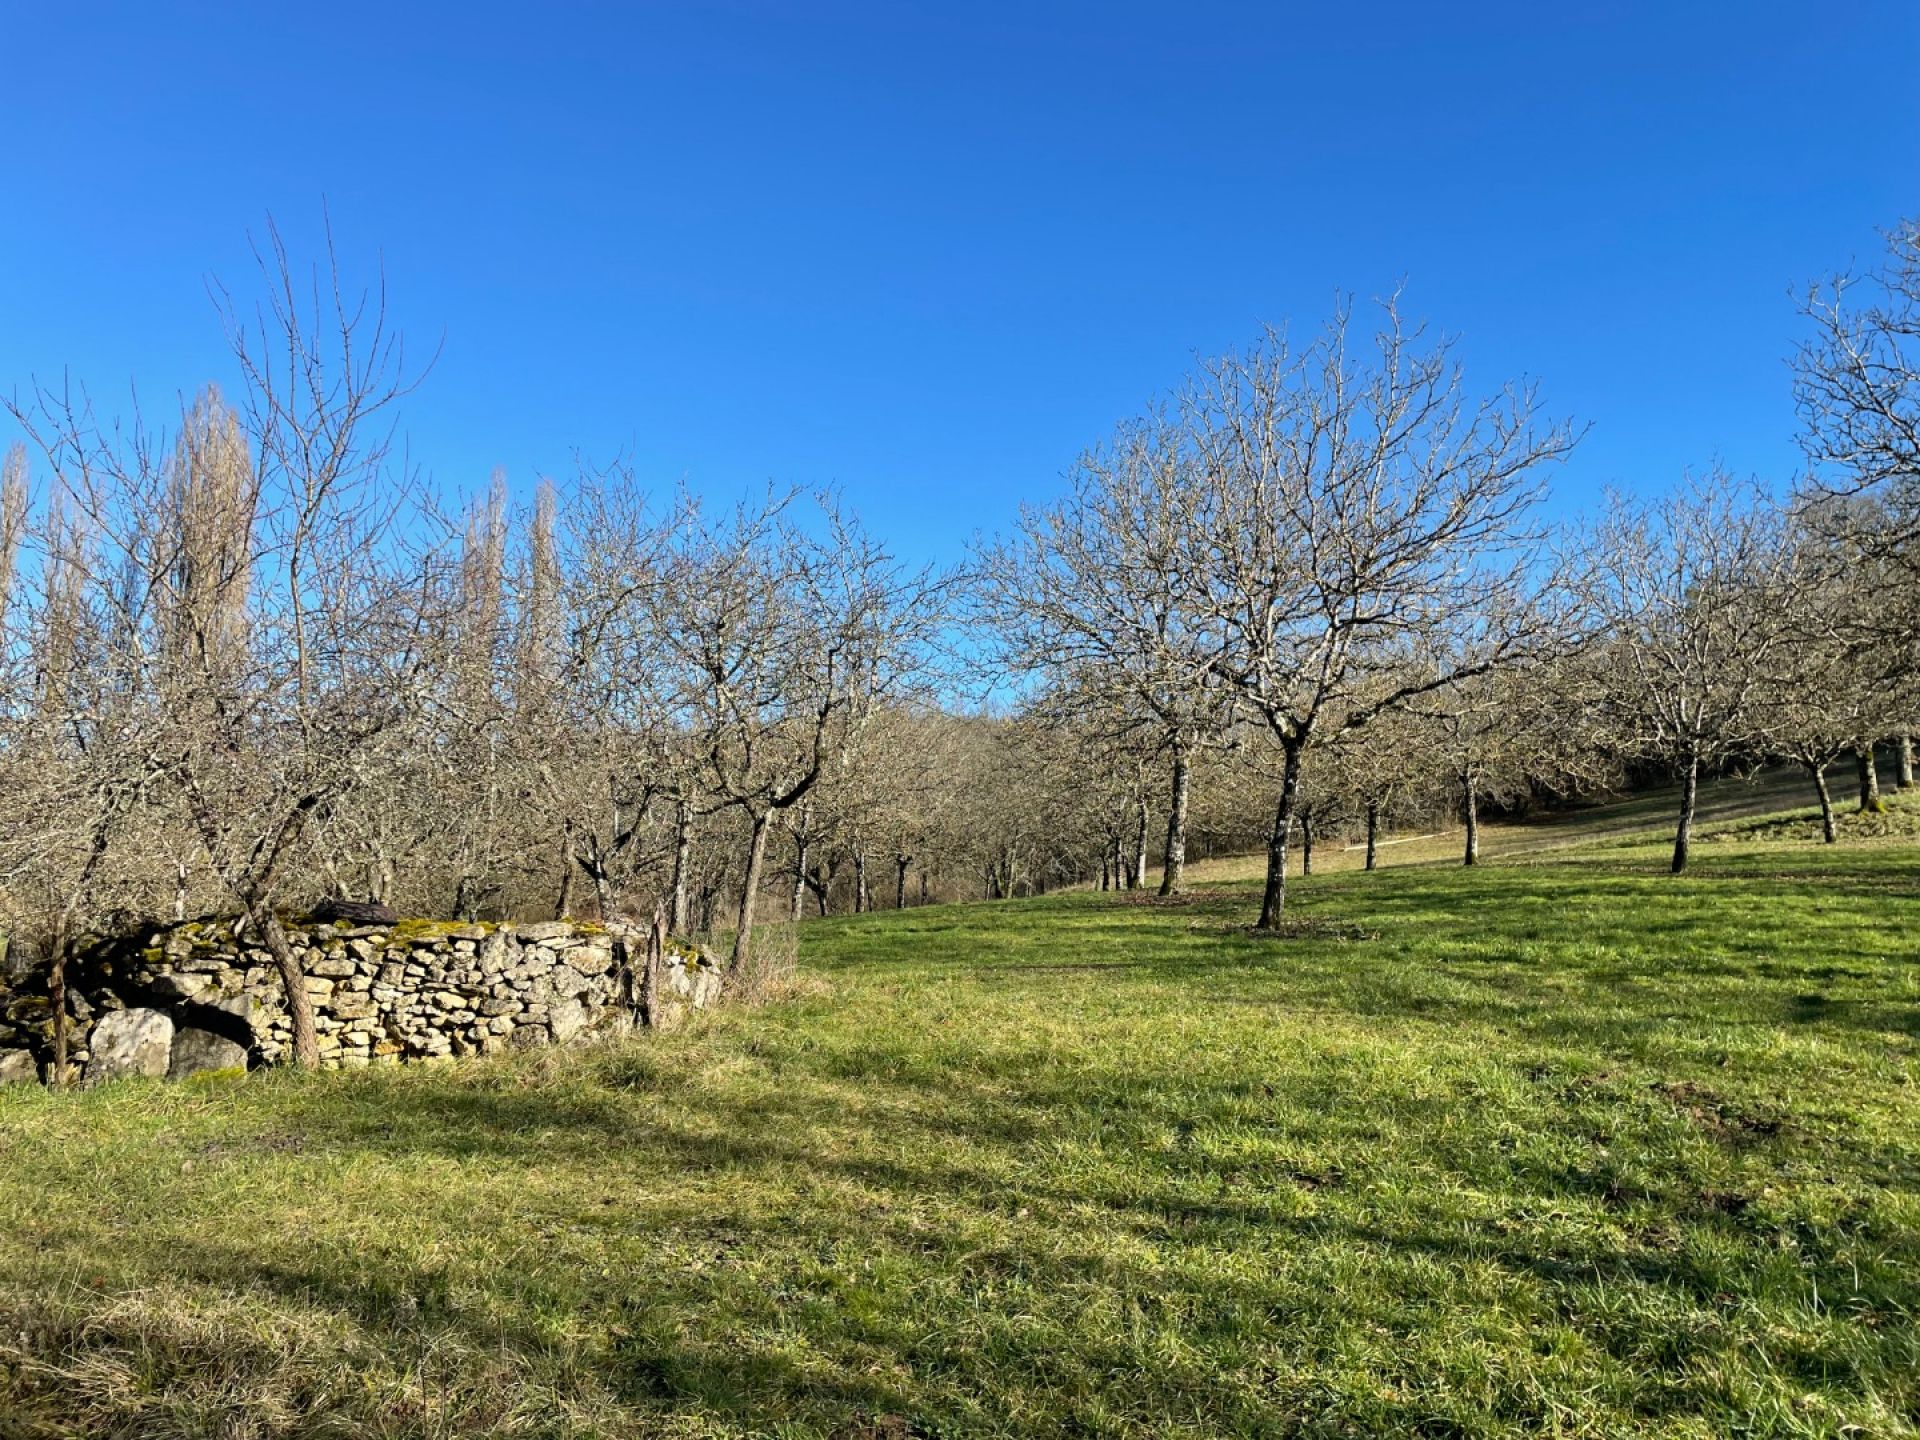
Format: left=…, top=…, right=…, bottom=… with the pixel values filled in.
left=1, top=819, right=1917, bottom=1437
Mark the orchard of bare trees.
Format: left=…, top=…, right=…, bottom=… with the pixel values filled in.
left=2, top=217, right=1916, bottom=1066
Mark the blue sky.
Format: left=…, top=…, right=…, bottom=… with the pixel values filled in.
left=2, top=2, right=1915, bottom=562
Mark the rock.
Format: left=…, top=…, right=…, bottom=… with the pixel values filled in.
left=0, top=1049, right=38, bottom=1085
left=309, top=954, right=358, bottom=978
left=148, top=972, right=212, bottom=1002
left=516, top=921, right=574, bottom=943
left=167, top=1027, right=248, bottom=1079
left=478, top=932, right=515, bottom=973
left=548, top=996, right=589, bottom=1044
left=214, top=992, right=263, bottom=1025
left=5, top=996, right=52, bottom=1025
left=84, top=1009, right=174, bottom=1084
left=565, top=944, right=613, bottom=975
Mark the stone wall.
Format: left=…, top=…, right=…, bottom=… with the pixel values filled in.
left=0, top=915, right=723, bottom=1086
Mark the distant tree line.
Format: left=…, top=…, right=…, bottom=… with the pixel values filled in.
left=1, top=218, right=1914, bottom=1072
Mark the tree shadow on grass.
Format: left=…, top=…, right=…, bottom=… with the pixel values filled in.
left=107, top=1050, right=1920, bottom=1436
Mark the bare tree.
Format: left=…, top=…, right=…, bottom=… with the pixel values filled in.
left=978, top=413, right=1232, bottom=896
left=4, top=223, right=439, bottom=1067
left=1183, top=297, right=1578, bottom=925
left=1578, top=474, right=1797, bottom=873
left=654, top=490, right=950, bottom=970
left=1796, top=217, right=1920, bottom=557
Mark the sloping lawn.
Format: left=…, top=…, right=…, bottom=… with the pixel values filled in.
left=1, top=835, right=1915, bottom=1437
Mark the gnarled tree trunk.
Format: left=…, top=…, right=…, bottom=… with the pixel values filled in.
left=1671, top=748, right=1700, bottom=875
left=1365, top=800, right=1380, bottom=871
left=1809, top=762, right=1837, bottom=843
left=1858, top=742, right=1885, bottom=813
left=1897, top=734, right=1915, bottom=791
left=1257, top=741, right=1303, bottom=929
left=728, top=810, right=773, bottom=975
left=255, top=907, right=320, bottom=1067
left=1159, top=738, right=1191, bottom=896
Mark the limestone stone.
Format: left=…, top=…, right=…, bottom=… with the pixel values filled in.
left=84, top=1009, right=174, bottom=1083
left=548, top=996, right=590, bottom=1044
left=168, top=1027, right=249, bottom=1079
left=565, top=944, right=613, bottom=975
left=148, top=972, right=212, bottom=1002
left=0, top=1049, right=38, bottom=1085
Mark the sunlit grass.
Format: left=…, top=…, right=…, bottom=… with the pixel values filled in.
left=0, top=817, right=1915, bottom=1437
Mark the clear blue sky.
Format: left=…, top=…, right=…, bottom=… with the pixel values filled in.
left=3, top=2, right=1915, bottom=561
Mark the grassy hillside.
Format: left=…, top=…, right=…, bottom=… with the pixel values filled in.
left=0, top=808, right=1916, bottom=1437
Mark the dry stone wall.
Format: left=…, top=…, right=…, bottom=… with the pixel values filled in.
left=0, top=915, right=723, bottom=1086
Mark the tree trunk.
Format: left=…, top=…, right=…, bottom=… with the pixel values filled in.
left=853, top=848, right=868, bottom=914
left=1365, top=800, right=1380, bottom=872
left=1809, top=762, right=1837, bottom=843
left=669, top=799, right=693, bottom=934
left=1130, top=803, right=1148, bottom=890
left=1462, top=770, right=1480, bottom=867
left=894, top=855, right=909, bottom=910
left=49, top=920, right=70, bottom=1088
left=1858, top=742, right=1885, bottom=813
left=555, top=834, right=575, bottom=920
left=1159, top=739, right=1191, bottom=896
left=918, top=869, right=928, bottom=905
left=791, top=830, right=809, bottom=922
left=1257, top=742, right=1303, bottom=929
left=729, top=810, right=773, bottom=974
left=1300, top=809, right=1315, bottom=877
left=638, top=904, right=666, bottom=1028
left=256, top=907, right=320, bottom=1067
left=454, top=873, right=480, bottom=922
left=587, top=863, right=614, bottom=927
left=1671, top=749, right=1700, bottom=874
left=1896, top=733, right=1915, bottom=790
left=172, top=862, right=189, bottom=923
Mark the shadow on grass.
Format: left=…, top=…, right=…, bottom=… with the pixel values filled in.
left=109, top=1033, right=1919, bottom=1435
left=5, top=842, right=1918, bottom=1435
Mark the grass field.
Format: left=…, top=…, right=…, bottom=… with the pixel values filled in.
left=0, top=794, right=1916, bottom=1437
